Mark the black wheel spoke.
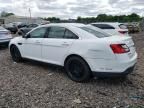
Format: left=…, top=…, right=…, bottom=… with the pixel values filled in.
left=65, top=56, right=91, bottom=82
left=69, top=60, right=84, bottom=79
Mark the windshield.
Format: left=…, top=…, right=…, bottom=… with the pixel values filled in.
left=79, top=26, right=112, bottom=38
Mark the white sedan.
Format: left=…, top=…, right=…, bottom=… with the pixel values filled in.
left=0, top=26, right=12, bottom=46
left=9, top=23, right=137, bottom=82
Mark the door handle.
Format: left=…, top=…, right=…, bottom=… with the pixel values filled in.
left=35, top=42, right=41, bottom=43
left=62, top=43, right=69, bottom=46
left=35, top=40, right=41, bottom=44
left=18, top=43, right=22, bottom=45
left=61, top=42, right=70, bottom=46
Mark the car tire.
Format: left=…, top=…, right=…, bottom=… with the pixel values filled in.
left=64, top=56, right=92, bottom=82
left=10, top=45, right=23, bottom=62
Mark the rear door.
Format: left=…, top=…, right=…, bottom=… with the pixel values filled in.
left=42, top=26, right=78, bottom=65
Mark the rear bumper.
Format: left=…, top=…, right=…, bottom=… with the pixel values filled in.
left=92, top=65, right=135, bottom=77
left=86, top=52, right=137, bottom=72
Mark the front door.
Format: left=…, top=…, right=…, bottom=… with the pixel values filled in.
left=21, top=27, right=47, bottom=61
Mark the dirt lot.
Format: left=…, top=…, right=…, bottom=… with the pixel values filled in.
left=0, top=33, right=144, bottom=108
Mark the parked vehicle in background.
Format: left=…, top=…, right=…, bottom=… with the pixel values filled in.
left=126, top=24, right=134, bottom=33
left=9, top=23, right=137, bottom=82
left=12, top=22, right=26, bottom=28
left=4, top=23, right=18, bottom=34
left=91, top=22, right=129, bottom=36
left=126, top=23, right=140, bottom=33
left=133, top=25, right=139, bottom=33
left=4, top=22, right=27, bottom=34
left=18, top=24, right=39, bottom=35
left=0, top=26, right=12, bottom=46
left=17, top=23, right=27, bottom=29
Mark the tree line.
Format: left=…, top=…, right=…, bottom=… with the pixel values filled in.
left=0, top=11, right=14, bottom=17
left=77, top=13, right=142, bottom=23
left=44, top=13, right=142, bottom=23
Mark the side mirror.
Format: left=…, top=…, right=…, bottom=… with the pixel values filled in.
left=18, top=31, right=22, bottom=35
left=22, top=34, right=26, bottom=38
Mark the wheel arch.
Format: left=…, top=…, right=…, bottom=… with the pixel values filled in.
left=64, top=54, right=91, bottom=71
left=10, top=44, right=21, bottom=55
left=10, top=44, right=17, bottom=50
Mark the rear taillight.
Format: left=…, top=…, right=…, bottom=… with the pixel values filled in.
left=118, top=31, right=127, bottom=34
left=110, top=44, right=130, bottom=54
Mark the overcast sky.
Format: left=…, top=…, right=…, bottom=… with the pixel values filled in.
left=0, top=0, right=144, bottom=19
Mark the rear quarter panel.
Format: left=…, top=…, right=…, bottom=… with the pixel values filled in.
left=63, top=39, right=116, bottom=65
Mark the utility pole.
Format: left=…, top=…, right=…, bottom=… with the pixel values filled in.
left=29, top=8, right=31, bottom=24
left=29, top=8, right=31, bottom=19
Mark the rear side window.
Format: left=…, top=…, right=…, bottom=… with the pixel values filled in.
left=64, top=29, right=78, bottom=39
left=47, top=26, right=79, bottom=39
left=48, top=27, right=65, bottom=38
left=80, top=27, right=111, bottom=38
left=92, top=24, right=115, bottom=29
left=119, top=24, right=127, bottom=29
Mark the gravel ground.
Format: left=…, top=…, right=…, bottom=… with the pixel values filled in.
left=0, top=33, right=144, bottom=108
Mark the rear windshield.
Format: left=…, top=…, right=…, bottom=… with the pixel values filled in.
left=119, top=24, right=127, bottom=29
left=79, top=26, right=111, bottom=38
left=92, top=24, right=115, bottom=29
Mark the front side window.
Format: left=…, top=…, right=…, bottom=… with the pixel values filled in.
left=48, top=27, right=65, bottom=38
left=29, top=27, right=47, bottom=38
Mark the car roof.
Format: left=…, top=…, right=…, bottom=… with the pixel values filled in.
left=40, top=23, right=105, bottom=34
left=39, top=23, right=109, bottom=34
left=32, top=23, right=100, bottom=39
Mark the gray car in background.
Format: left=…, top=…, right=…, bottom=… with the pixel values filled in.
left=0, top=26, right=12, bottom=46
left=18, top=24, right=39, bottom=36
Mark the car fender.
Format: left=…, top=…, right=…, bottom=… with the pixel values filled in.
left=9, top=37, right=23, bottom=54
